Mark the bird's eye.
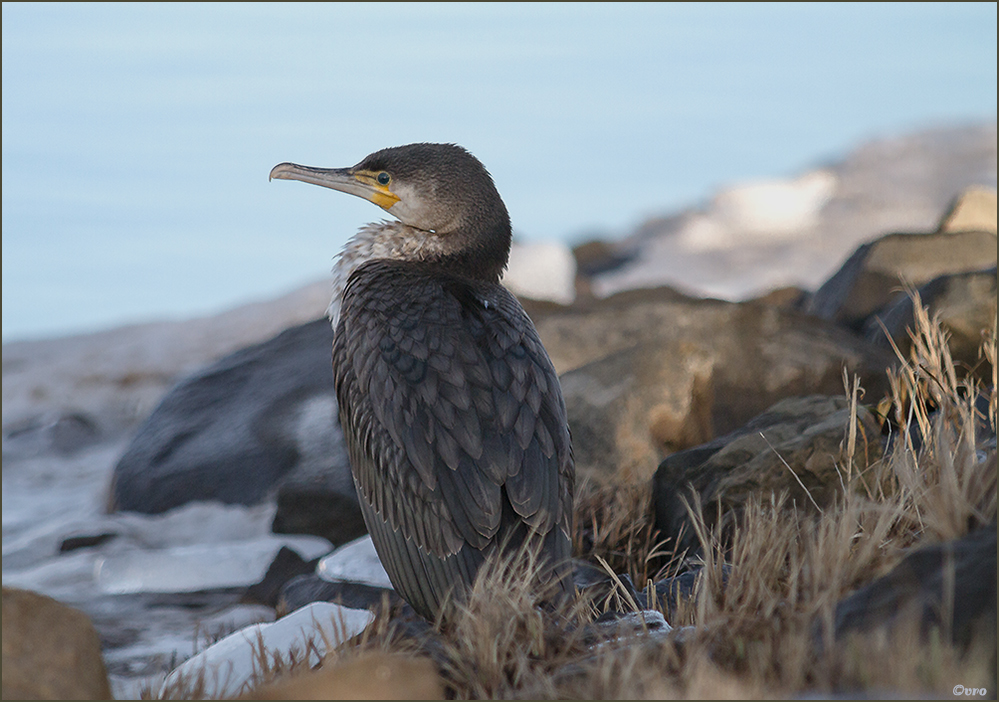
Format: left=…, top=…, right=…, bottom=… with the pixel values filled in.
left=377, top=172, right=391, bottom=185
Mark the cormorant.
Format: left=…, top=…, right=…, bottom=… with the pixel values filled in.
left=269, top=143, right=574, bottom=621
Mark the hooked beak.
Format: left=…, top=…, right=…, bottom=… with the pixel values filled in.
left=269, top=162, right=400, bottom=210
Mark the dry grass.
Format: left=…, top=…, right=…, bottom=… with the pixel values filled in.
left=573, top=471, right=671, bottom=587
left=164, top=294, right=996, bottom=699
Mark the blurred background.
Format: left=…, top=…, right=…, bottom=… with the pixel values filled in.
left=2, top=2, right=996, bottom=341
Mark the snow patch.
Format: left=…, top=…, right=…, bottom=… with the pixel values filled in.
left=159, top=601, right=374, bottom=699
left=316, top=535, right=393, bottom=589
left=503, top=241, right=577, bottom=304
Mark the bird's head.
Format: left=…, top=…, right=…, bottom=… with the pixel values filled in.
left=270, top=143, right=512, bottom=280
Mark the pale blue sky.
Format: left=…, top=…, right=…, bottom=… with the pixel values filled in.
left=3, top=2, right=996, bottom=341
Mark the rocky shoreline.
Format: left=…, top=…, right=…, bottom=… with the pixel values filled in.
left=3, top=122, right=996, bottom=699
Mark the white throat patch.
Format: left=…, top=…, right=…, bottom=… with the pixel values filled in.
left=327, top=221, right=447, bottom=330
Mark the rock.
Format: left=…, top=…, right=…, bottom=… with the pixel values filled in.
left=938, top=186, right=998, bottom=234
left=644, top=567, right=731, bottom=619
left=277, top=573, right=398, bottom=615
left=272, top=482, right=367, bottom=547
left=2, top=411, right=102, bottom=459
left=652, top=396, right=884, bottom=553
left=805, top=229, right=997, bottom=330
left=243, top=546, right=320, bottom=608
left=749, top=285, right=809, bottom=310
left=275, top=536, right=397, bottom=614
left=2, top=278, right=334, bottom=451
left=240, top=651, right=444, bottom=700
left=59, top=532, right=117, bottom=553
left=110, top=319, right=358, bottom=527
left=864, top=267, right=997, bottom=374
left=572, top=239, right=636, bottom=278
left=563, top=561, right=708, bottom=622
left=543, top=291, right=894, bottom=479
left=560, top=339, right=715, bottom=479
left=2, top=586, right=112, bottom=700
left=573, top=564, right=720, bottom=623
left=832, top=523, right=997, bottom=652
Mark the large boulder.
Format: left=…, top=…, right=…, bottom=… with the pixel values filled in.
left=110, top=319, right=361, bottom=545
left=805, top=229, right=996, bottom=330
left=864, top=266, right=997, bottom=375
left=805, top=187, right=997, bottom=331
left=832, top=522, right=997, bottom=653
left=2, top=279, right=334, bottom=456
left=652, top=396, right=884, bottom=553
left=242, top=651, right=444, bottom=700
left=538, top=290, right=895, bottom=479
left=2, top=587, right=112, bottom=700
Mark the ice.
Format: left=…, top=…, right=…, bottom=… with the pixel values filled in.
left=1, top=550, right=103, bottom=601
left=316, top=535, right=393, bottom=589
left=95, top=535, right=330, bottom=595
left=1, top=429, right=344, bottom=693
left=90, top=502, right=332, bottom=594
left=159, top=601, right=374, bottom=699
left=108, top=502, right=293, bottom=549
left=1, top=443, right=122, bottom=551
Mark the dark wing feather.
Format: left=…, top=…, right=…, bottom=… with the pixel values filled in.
left=332, top=259, right=573, bottom=619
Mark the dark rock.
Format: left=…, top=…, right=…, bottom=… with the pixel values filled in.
left=576, top=570, right=648, bottom=613
left=271, top=483, right=368, bottom=547
left=645, top=567, right=734, bottom=618
left=832, top=524, right=997, bottom=652
left=277, top=573, right=399, bottom=615
left=573, top=239, right=637, bottom=277
left=543, top=292, right=895, bottom=479
left=59, top=532, right=118, bottom=553
left=110, top=320, right=358, bottom=531
left=882, top=391, right=994, bottom=461
left=805, top=229, right=997, bottom=331
left=573, top=562, right=727, bottom=621
left=653, top=396, right=884, bottom=553
left=242, top=546, right=322, bottom=608
left=3, top=411, right=101, bottom=458
left=571, top=559, right=616, bottom=591
left=864, top=267, right=997, bottom=374
left=2, top=587, right=113, bottom=700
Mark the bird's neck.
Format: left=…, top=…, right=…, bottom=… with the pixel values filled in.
left=327, top=219, right=511, bottom=330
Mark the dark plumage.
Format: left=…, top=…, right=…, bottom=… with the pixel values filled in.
left=270, top=144, right=574, bottom=620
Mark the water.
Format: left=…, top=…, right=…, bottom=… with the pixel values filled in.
left=2, top=2, right=996, bottom=341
